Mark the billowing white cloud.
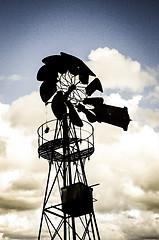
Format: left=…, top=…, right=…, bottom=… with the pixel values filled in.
left=86, top=47, right=156, bottom=92
left=97, top=210, right=159, bottom=240
left=4, top=92, right=46, bottom=135
left=1, top=91, right=159, bottom=239
left=0, top=95, right=48, bottom=239
left=85, top=92, right=159, bottom=239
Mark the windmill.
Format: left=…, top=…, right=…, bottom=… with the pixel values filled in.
left=37, top=52, right=131, bottom=239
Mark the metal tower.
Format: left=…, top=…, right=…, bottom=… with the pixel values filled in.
left=36, top=52, right=131, bottom=239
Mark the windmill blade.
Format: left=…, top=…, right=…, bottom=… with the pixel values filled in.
left=85, top=78, right=103, bottom=96
left=78, top=62, right=96, bottom=77
left=76, top=104, right=96, bottom=123
left=40, top=80, right=57, bottom=103
left=42, top=55, right=60, bottom=64
left=60, top=52, right=82, bottom=76
left=61, top=52, right=82, bottom=64
left=78, top=64, right=96, bottom=84
left=42, top=55, right=68, bottom=74
left=92, top=104, right=131, bottom=131
left=66, top=101, right=83, bottom=127
left=83, top=97, right=104, bottom=106
left=37, top=64, right=58, bottom=81
left=68, top=65, right=80, bottom=76
left=79, top=72, right=89, bottom=84
left=51, top=91, right=66, bottom=120
left=61, top=52, right=96, bottom=84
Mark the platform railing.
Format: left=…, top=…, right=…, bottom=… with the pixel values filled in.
left=37, top=119, right=95, bottom=161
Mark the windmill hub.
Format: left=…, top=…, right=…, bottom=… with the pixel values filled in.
left=63, top=84, right=76, bottom=101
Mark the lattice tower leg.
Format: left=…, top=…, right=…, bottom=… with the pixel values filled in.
left=38, top=118, right=100, bottom=239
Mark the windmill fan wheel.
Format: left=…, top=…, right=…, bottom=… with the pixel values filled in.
left=37, top=52, right=103, bottom=127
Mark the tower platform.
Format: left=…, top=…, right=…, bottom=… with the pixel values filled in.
left=37, top=119, right=94, bottom=162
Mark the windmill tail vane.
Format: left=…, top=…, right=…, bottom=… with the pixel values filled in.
left=36, top=52, right=131, bottom=240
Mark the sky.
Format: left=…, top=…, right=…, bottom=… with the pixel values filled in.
left=0, top=0, right=159, bottom=239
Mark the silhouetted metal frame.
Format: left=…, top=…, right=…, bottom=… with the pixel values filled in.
left=37, top=118, right=100, bottom=239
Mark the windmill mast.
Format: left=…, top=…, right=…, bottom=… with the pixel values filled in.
left=36, top=52, right=131, bottom=239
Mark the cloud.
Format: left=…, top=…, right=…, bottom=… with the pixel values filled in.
left=136, top=107, right=159, bottom=128
left=102, top=210, right=159, bottom=240
left=147, top=85, right=159, bottom=105
left=7, top=74, right=23, bottom=81
left=0, top=211, right=39, bottom=239
left=1, top=90, right=159, bottom=239
left=86, top=47, right=156, bottom=92
left=0, top=95, right=47, bottom=214
left=88, top=122, right=159, bottom=238
left=1, top=90, right=158, bottom=239
left=85, top=92, right=159, bottom=239
left=0, top=96, right=47, bottom=238
left=0, top=194, right=39, bottom=212
left=4, top=92, right=46, bottom=135
left=0, top=138, right=7, bottom=157
left=0, top=74, right=23, bottom=82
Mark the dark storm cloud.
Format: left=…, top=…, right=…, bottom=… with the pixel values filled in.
left=0, top=171, right=43, bottom=214
left=127, top=234, right=159, bottom=240
left=0, top=194, right=40, bottom=212
left=133, top=168, right=159, bottom=193
left=9, top=175, right=42, bottom=192
left=126, top=230, right=159, bottom=240
left=135, top=194, right=159, bottom=212
left=2, top=233, right=37, bottom=239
